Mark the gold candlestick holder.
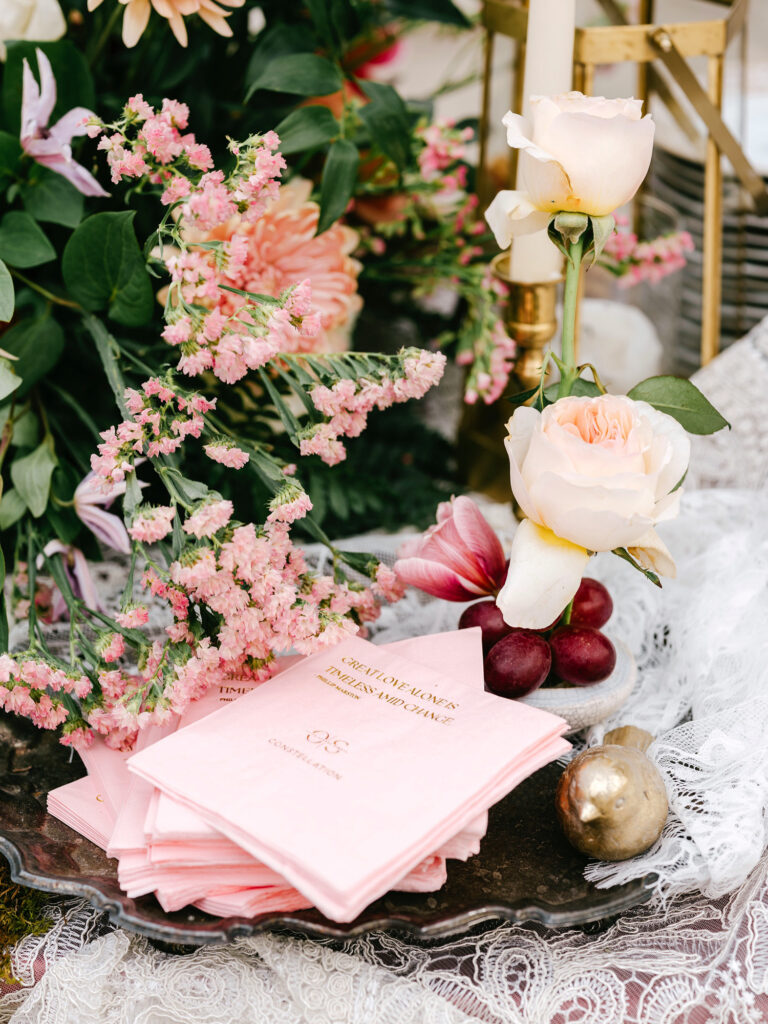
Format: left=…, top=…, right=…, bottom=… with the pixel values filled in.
left=457, top=254, right=560, bottom=502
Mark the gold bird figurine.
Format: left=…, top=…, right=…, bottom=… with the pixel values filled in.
left=555, top=726, right=668, bottom=861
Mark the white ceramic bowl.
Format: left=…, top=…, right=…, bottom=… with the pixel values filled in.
left=520, top=635, right=636, bottom=734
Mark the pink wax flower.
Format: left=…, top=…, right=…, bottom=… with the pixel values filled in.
left=20, top=49, right=108, bottom=198
left=394, top=496, right=508, bottom=602
left=74, top=471, right=131, bottom=554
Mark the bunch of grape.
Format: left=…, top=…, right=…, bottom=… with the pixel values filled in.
left=459, top=579, right=616, bottom=699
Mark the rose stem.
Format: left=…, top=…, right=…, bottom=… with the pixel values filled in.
left=557, top=234, right=585, bottom=399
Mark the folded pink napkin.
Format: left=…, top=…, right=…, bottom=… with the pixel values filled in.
left=47, top=776, right=115, bottom=850
left=128, top=635, right=569, bottom=921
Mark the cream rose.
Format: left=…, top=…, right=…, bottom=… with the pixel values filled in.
left=485, top=92, right=655, bottom=248
left=0, top=0, right=66, bottom=60
left=498, top=394, right=689, bottom=628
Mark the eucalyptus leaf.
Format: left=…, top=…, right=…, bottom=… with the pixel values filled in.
left=627, top=375, right=730, bottom=435
left=62, top=212, right=153, bottom=326
left=10, top=442, right=58, bottom=517
left=317, top=139, right=358, bottom=235
left=274, top=106, right=338, bottom=155
left=0, top=260, right=13, bottom=323
left=0, top=211, right=56, bottom=268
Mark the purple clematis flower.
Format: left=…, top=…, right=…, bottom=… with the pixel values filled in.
left=20, top=48, right=108, bottom=198
left=74, top=472, right=131, bottom=554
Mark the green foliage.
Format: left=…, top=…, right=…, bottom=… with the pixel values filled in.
left=62, top=212, right=153, bottom=326
left=358, top=80, right=412, bottom=172
left=0, top=489, right=28, bottom=530
left=0, top=132, right=22, bottom=188
left=0, top=260, right=13, bottom=322
left=0, top=211, right=55, bottom=268
left=317, top=138, right=358, bottom=234
left=274, top=106, right=339, bottom=154
left=0, top=359, right=22, bottom=403
left=20, top=167, right=84, bottom=228
left=10, top=442, right=58, bottom=518
left=627, top=376, right=730, bottom=435
left=247, top=53, right=342, bottom=99
left=1, top=314, right=64, bottom=397
left=0, top=862, right=50, bottom=984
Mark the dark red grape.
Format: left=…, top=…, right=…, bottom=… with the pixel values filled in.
left=459, top=600, right=513, bottom=655
left=484, top=630, right=551, bottom=698
left=570, top=578, right=613, bottom=629
left=549, top=626, right=616, bottom=686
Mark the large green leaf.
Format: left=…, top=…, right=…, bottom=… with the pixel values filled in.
left=627, top=375, right=730, bottom=435
left=359, top=80, right=411, bottom=171
left=275, top=106, right=338, bottom=155
left=10, top=442, right=58, bottom=518
left=62, top=212, right=153, bottom=326
left=317, top=138, right=358, bottom=235
left=83, top=314, right=129, bottom=417
left=3, top=41, right=95, bottom=134
left=247, top=54, right=342, bottom=98
left=1, top=315, right=64, bottom=397
left=20, top=166, right=84, bottom=227
left=0, top=132, right=22, bottom=187
left=0, top=260, right=13, bottom=322
left=0, top=211, right=55, bottom=268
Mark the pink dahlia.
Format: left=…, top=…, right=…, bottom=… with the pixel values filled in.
left=203, top=179, right=363, bottom=354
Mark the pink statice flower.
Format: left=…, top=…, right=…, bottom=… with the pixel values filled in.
left=20, top=49, right=108, bottom=198
left=204, top=440, right=250, bottom=469
left=372, top=562, right=406, bottom=603
left=115, top=604, right=150, bottom=628
left=267, top=484, right=312, bottom=525
left=129, top=505, right=175, bottom=542
left=99, top=632, right=126, bottom=664
left=182, top=498, right=233, bottom=538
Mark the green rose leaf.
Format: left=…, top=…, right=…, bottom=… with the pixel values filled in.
left=0, top=260, right=13, bottom=323
left=0, top=358, right=21, bottom=402
left=62, top=212, right=153, bottom=326
left=1, top=315, right=64, bottom=397
left=20, top=167, right=84, bottom=227
left=10, top=442, right=58, bottom=518
left=246, top=54, right=342, bottom=99
left=274, top=106, right=339, bottom=155
left=358, top=80, right=411, bottom=171
left=0, top=488, right=26, bottom=531
left=0, top=211, right=56, bottom=268
left=627, top=375, right=730, bottom=435
left=317, top=138, right=358, bottom=235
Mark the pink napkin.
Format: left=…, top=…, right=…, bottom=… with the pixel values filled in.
left=128, top=635, right=569, bottom=921
left=47, top=776, right=115, bottom=850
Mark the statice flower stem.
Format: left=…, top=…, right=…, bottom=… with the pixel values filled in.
left=557, top=235, right=585, bottom=400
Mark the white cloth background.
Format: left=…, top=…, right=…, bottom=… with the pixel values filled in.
left=4, top=317, right=768, bottom=1024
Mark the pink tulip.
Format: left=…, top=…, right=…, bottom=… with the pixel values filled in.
left=394, top=496, right=507, bottom=601
left=21, top=49, right=108, bottom=198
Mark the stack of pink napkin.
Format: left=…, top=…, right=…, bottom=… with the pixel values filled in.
left=49, top=629, right=569, bottom=921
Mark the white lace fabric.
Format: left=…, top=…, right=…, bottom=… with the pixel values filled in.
left=4, top=319, right=768, bottom=1024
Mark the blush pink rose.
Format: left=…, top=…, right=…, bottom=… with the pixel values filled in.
left=498, top=394, right=689, bottom=628
left=394, top=496, right=507, bottom=602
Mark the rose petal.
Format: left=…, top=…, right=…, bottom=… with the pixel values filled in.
left=484, top=190, right=551, bottom=249
left=451, top=497, right=507, bottom=591
left=496, top=519, right=590, bottom=629
left=628, top=527, right=676, bottom=578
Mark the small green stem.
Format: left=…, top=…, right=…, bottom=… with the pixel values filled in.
left=562, top=598, right=574, bottom=626
left=8, top=269, right=81, bottom=311
left=557, top=236, right=584, bottom=399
